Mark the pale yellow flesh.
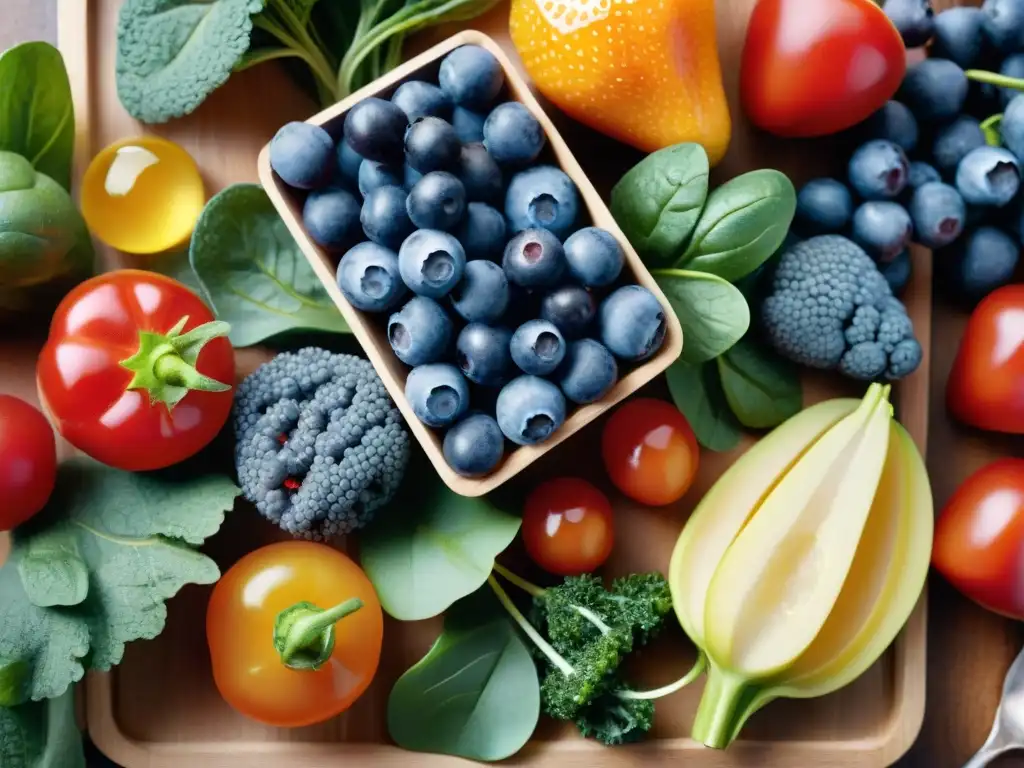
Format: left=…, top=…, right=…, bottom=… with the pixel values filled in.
left=668, top=398, right=859, bottom=646
left=703, top=385, right=892, bottom=677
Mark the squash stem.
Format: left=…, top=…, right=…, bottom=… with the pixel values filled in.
left=691, top=664, right=755, bottom=749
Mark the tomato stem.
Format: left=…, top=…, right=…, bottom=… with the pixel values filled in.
left=273, top=598, right=364, bottom=672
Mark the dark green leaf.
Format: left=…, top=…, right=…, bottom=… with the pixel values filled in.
left=717, top=337, right=803, bottom=430
left=0, top=689, right=85, bottom=768
left=681, top=169, right=797, bottom=281
left=610, top=143, right=710, bottom=268
left=665, top=359, right=742, bottom=453
left=0, top=661, right=28, bottom=708
left=655, top=269, right=749, bottom=364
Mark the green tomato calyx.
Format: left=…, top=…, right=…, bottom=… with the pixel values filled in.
left=273, top=598, right=364, bottom=672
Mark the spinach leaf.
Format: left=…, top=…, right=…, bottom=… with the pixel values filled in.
left=610, top=143, right=709, bottom=268
left=387, top=589, right=540, bottom=762
left=189, top=183, right=349, bottom=348
left=680, top=169, right=797, bottom=281
left=0, top=42, right=75, bottom=191
left=717, top=337, right=803, bottom=430
left=655, top=269, right=749, bottom=364
left=360, top=475, right=520, bottom=622
left=665, top=359, right=742, bottom=453
left=0, top=689, right=85, bottom=768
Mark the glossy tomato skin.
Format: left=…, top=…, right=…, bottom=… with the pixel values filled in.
left=601, top=398, right=700, bottom=507
left=522, top=477, right=615, bottom=576
left=741, top=0, right=906, bottom=137
left=0, top=395, right=57, bottom=531
left=933, top=459, right=1024, bottom=620
left=947, top=284, right=1024, bottom=434
left=36, top=270, right=235, bottom=471
left=206, top=541, right=384, bottom=728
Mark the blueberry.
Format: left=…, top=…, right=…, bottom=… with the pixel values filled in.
left=336, top=139, right=364, bottom=190
left=405, top=363, right=469, bottom=427
left=388, top=296, right=453, bottom=366
left=908, top=162, right=941, bottom=189
left=483, top=102, right=546, bottom=166
left=495, top=375, right=567, bottom=446
left=452, top=107, right=487, bottom=143
left=880, top=249, right=913, bottom=296
left=361, top=185, right=415, bottom=250
left=1001, top=95, right=1024, bottom=162
left=337, top=241, right=406, bottom=312
left=898, top=59, right=969, bottom=122
left=796, top=178, right=854, bottom=234
left=932, top=7, right=986, bottom=68
left=407, top=171, right=467, bottom=230
left=557, top=339, right=618, bottom=404
left=999, top=55, right=1024, bottom=108
left=269, top=121, right=334, bottom=190
left=456, top=323, right=514, bottom=386
left=398, top=229, right=466, bottom=298
left=883, top=0, right=935, bottom=48
left=861, top=101, right=919, bottom=153
left=302, top=186, right=362, bottom=250
left=956, top=146, right=1021, bottom=206
left=909, top=182, right=966, bottom=248
left=505, top=166, right=580, bottom=239
left=848, top=141, right=910, bottom=200
left=439, top=45, right=505, bottom=111
left=563, top=227, right=625, bottom=288
left=457, top=143, right=503, bottom=204
left=405, top=117, right=461, bottom=174
left=932, top=116, right=986, bottom=177
left=599, top=285, right=667, bottom=362
left=343, top=97, right=408, bottom=164
left=540, top=285, right=597, bottom=340
left=450, top=259, right=510, bottom=323
left=937, top=226, right=1021, bottom=306
left=443, top=413, right=505, bottom=477
left=391, top=80, right=451, bottom=122
left=503, top=228, right=566, bottom=288
left=982, top=0, right=1024, bottom=54
left=510, top=320, right=566, bottom=375
left=851, top=201, right=913, bottom=261
left=455, top=202, right=507, bottom=261
left=404, top=164, right=424, bottom=190
left=358, top=159, right=403, bottom=197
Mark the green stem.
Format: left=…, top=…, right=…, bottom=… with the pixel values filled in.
left=966, top=70, right=1024, bottom=93
left=493, top=563, right=544, bottom=597
left=152, top=354, right=230, bottom=392
left=488, top=575, right=575, bottom=677
left=690, top=664, right=758, bottom=749
left=252, top=14, right=339, bottom=103
left=575, top=605, right=612, bottom=635
left=981, top=113, right=1005, bottom=147
left=273, top=598, right=364, bottom=671
left=616, top=652, right=707, bottom=701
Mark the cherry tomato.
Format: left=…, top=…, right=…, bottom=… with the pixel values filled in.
left=933, top=459, right=1024, bottom=620
left=947, top=284, right=1024, bottom=435
left=206, top=541, right=384, bottom=728
left=0, top=395, right=57, bottom=531
left=601, top=398, right=699, bottom=507
left=36, top=270, right=235, bottom=471
left=522, top=477, right=615, bottom=576
left=741, top=0, right=906, bottom=137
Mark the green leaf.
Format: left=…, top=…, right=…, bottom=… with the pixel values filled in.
left=189, top=183, right=349, bottom=347
left=665, top=359, right=742, bottom=453
left=0, top=661, right=28, bottom=708
left=0, top=459, right=239, bottom=701
left=717, top=337, right=803, bottom=430
left=360, top=477, right=521, bottom=621
left=387, top=591, right=540, bottom=761
left=680, top=169, right=797, bottom=281
left=0, top=689, right=85, bottom=768
left=655, top=269, right=749, bottom=364
left=0, top=42, right=75, bottom=191
left=610, top=143, right=710, bottom=268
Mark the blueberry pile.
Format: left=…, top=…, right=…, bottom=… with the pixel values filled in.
left=798, top=0, right=1024, bottom=307
left=268, top=44, right=668, bottom=479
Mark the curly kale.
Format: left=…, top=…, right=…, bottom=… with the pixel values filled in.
left=234, top=347, right=410, bottom=540
left=575, top=692, right=655, bottom=746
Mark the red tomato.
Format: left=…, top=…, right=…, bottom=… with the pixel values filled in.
left=740, top=0, right=906, bottom=137
left=36, top=270, right=235, bottom=472
left=0, top=395, right=57, bottom=531
left=947, top=284, right=1024, bottom=435
left=601, top=398, right=699, bottom=507
left=933, top=459, right=1024, bottom=620
left=522, top=477, right=615, bottom=576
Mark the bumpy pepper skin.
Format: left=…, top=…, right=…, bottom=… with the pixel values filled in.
left=509, top=0, right=732, bottom=164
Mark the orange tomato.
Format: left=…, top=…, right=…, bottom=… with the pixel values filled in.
left=206, top=541, right=383, bottom=728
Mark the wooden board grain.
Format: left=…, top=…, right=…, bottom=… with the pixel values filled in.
left=4, top=0, right=932, bottom=765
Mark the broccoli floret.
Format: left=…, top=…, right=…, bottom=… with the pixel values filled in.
left=760, top=235, right=923, bottom=381
left=233, top=347, right=411, bottom=540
